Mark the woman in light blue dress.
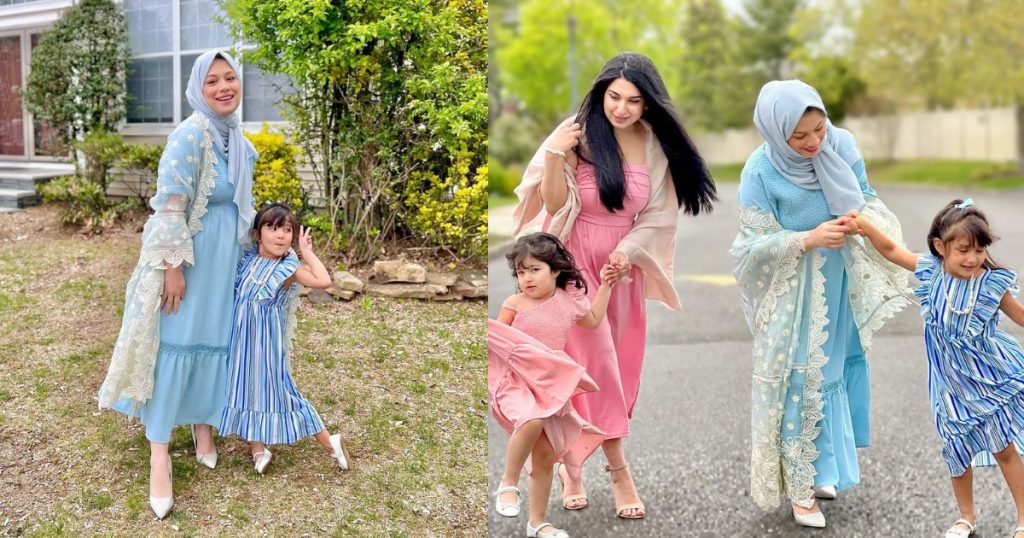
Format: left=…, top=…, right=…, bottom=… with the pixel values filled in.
left=731, top=80, right=912, bottom=527
left=97, top=50, right=257, bottom=519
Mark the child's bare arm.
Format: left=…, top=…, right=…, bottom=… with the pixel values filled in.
left=849, top=212, right=919, bottom=271
left=497, top=294, right=518, bottom=325
left=1000, top=292, right=1024, bottom=327
left=577, top=265, right=615, bottom=330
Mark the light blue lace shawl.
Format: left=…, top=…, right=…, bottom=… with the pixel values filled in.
left=97, top=113, right=219, bottom=411
left=731, top=197, right=912, bottom=509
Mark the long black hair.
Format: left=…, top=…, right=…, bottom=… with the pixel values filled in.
left=927, top=199, right=1004, bottom=270
left=505, top=232, right=589, bottom=293
left=574, top=52, right=716, bottom=215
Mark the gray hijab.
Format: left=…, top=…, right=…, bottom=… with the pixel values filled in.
left=753, top=80, right=865, bottom=216
left=184, top=50, right=257, bottom=247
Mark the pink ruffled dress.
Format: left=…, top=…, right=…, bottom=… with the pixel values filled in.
left=563, top=162, right=651, bottom=438
left=488, top=287, right=606, bottom=479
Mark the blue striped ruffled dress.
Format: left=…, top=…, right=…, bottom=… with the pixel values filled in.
left=218, top=247, right=325, bottom=445
left=915, top=253, right=1024, bottom=476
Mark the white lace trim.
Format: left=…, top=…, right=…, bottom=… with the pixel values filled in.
left=138, top=248, right=195, bottom=268
left=186, top=113, right=216, bottom=236
left=784, top=251, right=828, bottom=509
left=97, top=266, right=163, bottom=409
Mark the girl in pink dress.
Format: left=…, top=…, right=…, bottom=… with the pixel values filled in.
left=489, top=232, right=618, bottom=538
left=512, top=52, right=717, bottom=518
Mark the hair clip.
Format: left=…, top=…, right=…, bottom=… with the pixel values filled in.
left=955, top=198, right=974, bottom=209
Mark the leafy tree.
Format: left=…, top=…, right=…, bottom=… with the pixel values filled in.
left=676, top=0, right=752, bottom=131
left=22, top=0, right=129, bottom=150
left=223, top=0, right=487, bottom=260
left=496, top=0, right=682, bottom=129
left=737, top=0, right=801, bottom=81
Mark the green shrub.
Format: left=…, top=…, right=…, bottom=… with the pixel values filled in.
left=403, top=150, right=488, bottom=259
left=244, top=124, right=306, bottom=213
left=487, top=158, right=522, bottom=197
left=40, top=176, right=134, bottom=233
left=117, top=142, right=163, bottom=203
left=75, top=129, right=124, bottom=191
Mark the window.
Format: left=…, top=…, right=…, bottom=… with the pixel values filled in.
left=124, top=0, right=287, bottom=125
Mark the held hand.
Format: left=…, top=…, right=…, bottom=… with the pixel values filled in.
left=599, top=264, right=619, bottom=287
left=161, top=265, right=186, bottom=315
left=607, top=251, right=631, bottom=281
left=808, top=219, right=850, bottom=250
left=548, top=122, right=582, bottom=154
left=837, top=214, right=864, bottom=236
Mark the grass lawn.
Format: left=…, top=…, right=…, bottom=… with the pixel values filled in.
left=709, top=159, right=1024, bottom=189
left=0, top=206, right=486, bottom=537
left=487, top=194, right=516, bottom=209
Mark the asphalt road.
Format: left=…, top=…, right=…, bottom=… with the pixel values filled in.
left=488, top=183, right=1024, bottom=537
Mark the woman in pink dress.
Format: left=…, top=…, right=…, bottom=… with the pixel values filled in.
left=490, top=233, right=616, bottom=538
left=513, top=52, right=717, bottom=519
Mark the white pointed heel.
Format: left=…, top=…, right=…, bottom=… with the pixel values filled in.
left=253, top=448, right=273, bottom=474
left=812, top=484, right=837, bottom=500
left=329, top=433, right=351, bottom=471
left=792, top=503, right=826, bottom=528
left=190, top=424, right=218, bottom=469
left=526, top=521, right=569, bottom=538
left=943, top=518, right=975, bottom=537
left=494, top=484, right=521, bottom=517
left=1012, top=525, right=1024, bottom=538
left=149, top=455, right=174, bottom=519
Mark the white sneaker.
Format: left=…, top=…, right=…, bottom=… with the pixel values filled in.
left=792, top=503, right=826, bottom=528
left=943, top=518, right=976, bottom=538
left=253, top=448, right=273, bottom=474
left=812, top=484, right=837, bottom=500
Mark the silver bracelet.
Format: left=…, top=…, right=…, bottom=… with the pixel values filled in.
left=543, top=146, right=566, bottom=158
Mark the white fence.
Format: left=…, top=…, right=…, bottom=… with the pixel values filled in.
left=692, top=107, right=1019, bottom=165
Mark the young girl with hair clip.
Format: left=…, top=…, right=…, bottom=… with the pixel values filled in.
left=849, top=200, right=1024, bottom=538
left=513, top=51, right=717, bottom=520
left=489, top=232, right=620, bottom=538
left=217, top=203, right=352, bottom=475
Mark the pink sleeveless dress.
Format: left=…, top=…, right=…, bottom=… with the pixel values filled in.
left=563, top=162, right=651, bottom=439
left=488, top=287, right=606, bottom=479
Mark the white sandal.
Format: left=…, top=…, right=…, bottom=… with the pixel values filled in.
left=1012, top=525, right=1024, bottom=538
left=329, top=433, right=351, bottom=471
left=943, top=518, right=976, bottom=538
left=493, top=484, right=521, bottom=518
left=526, top=521, right=568, bottom=538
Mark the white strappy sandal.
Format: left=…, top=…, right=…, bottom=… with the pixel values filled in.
left=943, top=518, right=976, bottom=538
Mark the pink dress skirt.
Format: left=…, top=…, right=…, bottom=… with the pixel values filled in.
left=488, top=288, right=606, bottom=479
left=563, top=162, right=651, bottom=439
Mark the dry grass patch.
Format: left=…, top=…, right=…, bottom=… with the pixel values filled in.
left=0, top=206, right=486, bottom=536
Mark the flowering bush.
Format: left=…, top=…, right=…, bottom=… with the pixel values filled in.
left=244, top=125, right=306, bottom=212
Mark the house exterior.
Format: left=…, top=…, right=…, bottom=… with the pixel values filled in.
left=0, top=0, right=286, bottom=161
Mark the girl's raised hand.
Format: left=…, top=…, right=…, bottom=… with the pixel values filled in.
left=297, top=225, right=313, bottom=253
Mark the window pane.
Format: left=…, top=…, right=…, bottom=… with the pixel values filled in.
left=127, top=57, right=173, bottom=123
left=0, top=0, right=50, bottom=5
left=179, top=0, right=233, bottom=51
left=243, top=64, right=290, bottom=122
left=124, top=0, right=172, bottom=55
left=180, top=54, right=199, bottom=119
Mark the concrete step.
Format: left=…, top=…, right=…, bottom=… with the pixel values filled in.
left=0, top=163, right=73, bottom=190
left=0, top=188, right=42, bottom=209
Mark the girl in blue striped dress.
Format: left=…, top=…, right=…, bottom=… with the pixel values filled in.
left=218, top=203, right=352, bottom=474
left=850, top=199, right=1024, bottom=538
